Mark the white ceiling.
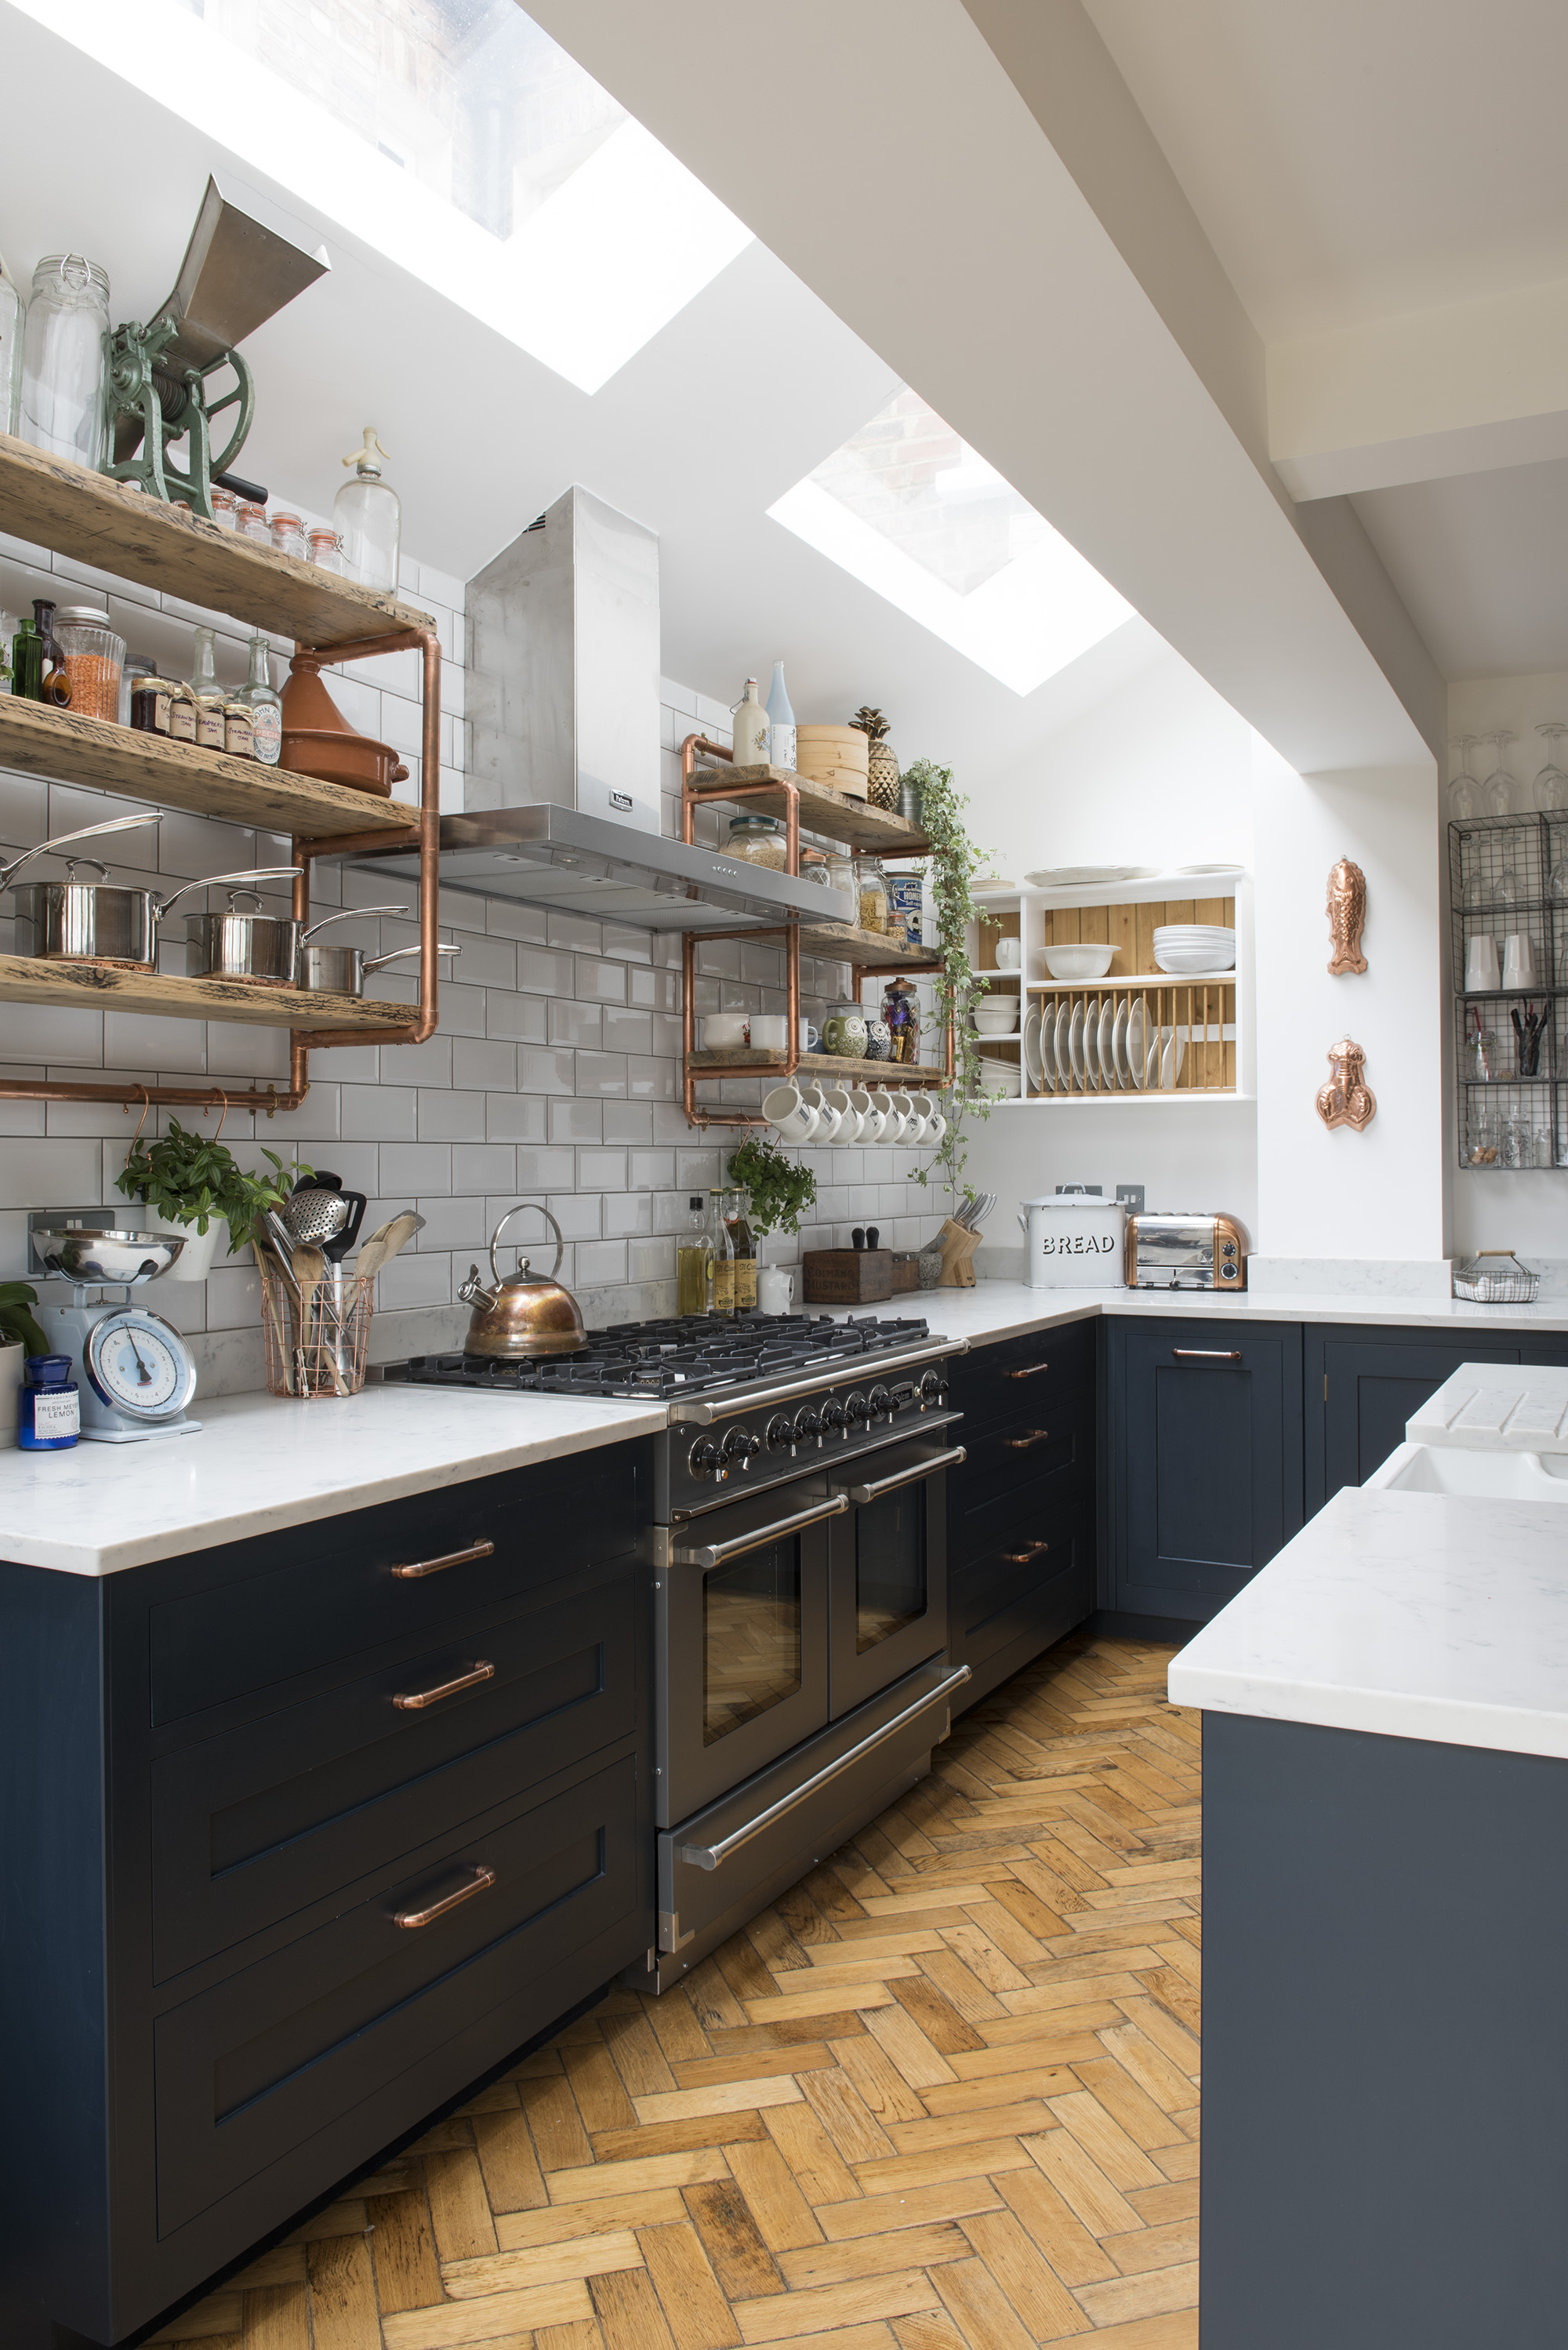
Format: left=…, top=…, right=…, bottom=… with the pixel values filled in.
left=1084, top=0, right=1568, bottom=681
left=1085, top=0, right=1568, bottom=343
left=0, top=3, right=1174, bottom=786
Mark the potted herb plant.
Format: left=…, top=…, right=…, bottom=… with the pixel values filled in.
left=728, top=1134, right=816, bottom=1310
left=0, top=1281, right=48, bottom=1450
left=115, top=1120, right=310, bottom=1283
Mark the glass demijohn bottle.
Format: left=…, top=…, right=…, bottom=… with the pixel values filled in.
left=335, top=428, right=401, bottom=590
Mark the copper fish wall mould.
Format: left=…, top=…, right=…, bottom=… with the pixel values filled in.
left=1327, top=858, right=1367, bottom=975
left=1316, top=1038, right=1377, bottom=1132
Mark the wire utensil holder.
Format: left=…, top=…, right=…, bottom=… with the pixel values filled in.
left=1452, top=1251, right=1540, bottom=1304
left=261, top=1269, right=374, bottom=1397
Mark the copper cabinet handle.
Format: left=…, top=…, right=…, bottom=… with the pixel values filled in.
left=1006, top=1361, right=1051, bottom=1380
left=390, top=1538, right=495, bottom=1579
left=1002, top=1538, right=1050, bottom=1563
left=392, top=1661, right=495, bottom=1711
left=393, top=1864, right=496, bottom=1929
left=1003, top=1429, right=1050, bottom=1449
left=1171, top=1349, right=1243, bottom=1362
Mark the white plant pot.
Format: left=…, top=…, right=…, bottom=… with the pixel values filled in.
left=0, top=1340, right=22, bottom=1448
left=131, top=1206, right=227, bottom=1282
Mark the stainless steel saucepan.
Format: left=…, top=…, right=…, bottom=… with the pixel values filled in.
left=298, top=935, right=460, bottom=997
left=0, top=812, right=300, bottom=968
left=184, top=899, right=408, bottom=988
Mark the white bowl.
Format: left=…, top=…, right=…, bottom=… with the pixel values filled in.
left=1044, top=943, right=1116, bottom=982
left=974, top=1008, right=1020, bottom=1036
left=1154, top=947, right=1236, bottom=975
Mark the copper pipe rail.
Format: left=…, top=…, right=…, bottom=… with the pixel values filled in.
left=677, top=732, right=953, bottom=1127
left=0, top=623, right=441, bottom=1119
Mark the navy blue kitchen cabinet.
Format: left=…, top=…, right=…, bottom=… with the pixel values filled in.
left=0, top=1437, right=655, bottom=2350
left=946, top=1319, right=1097, bottom=1703
left=1303, top=1324, right=1568, bottom=1510
left=1109, top=1317, right=1303, bottom=1623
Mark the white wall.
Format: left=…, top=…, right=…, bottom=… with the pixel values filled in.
left=1446, top=671, right=1568, bottom=1259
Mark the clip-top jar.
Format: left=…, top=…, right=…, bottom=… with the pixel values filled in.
left=20, top=254, right=110, bottom=468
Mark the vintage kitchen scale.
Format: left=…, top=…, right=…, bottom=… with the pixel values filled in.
left=103, top=174, right=329, bottom=518
left=30, top=1212, right=200, bottom=1442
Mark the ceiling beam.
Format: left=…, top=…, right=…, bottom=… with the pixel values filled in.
left=526, top=0, right=1436, bottom=773
left=1269, top=276, right=1568, bottom=501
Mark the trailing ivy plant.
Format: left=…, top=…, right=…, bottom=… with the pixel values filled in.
left=900, top=757, right=996, bottom=1201
left=727, top=1132, right=817, bottom=1242
left=115, top=1120, right=312, bottom=1255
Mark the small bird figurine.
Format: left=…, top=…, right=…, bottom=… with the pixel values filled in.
left=1327, top=859, right=1368, bottom=975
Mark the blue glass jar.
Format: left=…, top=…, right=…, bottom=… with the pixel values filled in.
left=18, top=1353, right=78, bottom=1450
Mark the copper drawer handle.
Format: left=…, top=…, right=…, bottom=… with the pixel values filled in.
left=1006, top=1362, right=1051, bottom=1380
left=392, top=1661, right=495, bottom=1711
left=1003, top=1429, right=1050, bottom=1449
left=394, top=1865, right=496, bottom=1929
left=390, top=1538, right=495, bottom=1579
left=1002, top=1538, right=1050, bottom=1563
left=1172, top=1349, right=1242, bottom=1362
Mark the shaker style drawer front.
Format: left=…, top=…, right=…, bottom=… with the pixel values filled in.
left=951, top=1320, right=1095, bottom=1426
left=949, top=1407, right=1091, bottom=1522
left=950, top=1503, right=1094, bottom=1676
left=154, top=1752, right=641, bottom=2239
left=149, top=1451, right=641, bottom=1727
left=151, top=1567, right=638, bottom=1981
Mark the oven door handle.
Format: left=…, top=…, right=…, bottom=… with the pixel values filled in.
left=832, top=1443, right=967, bottom=1506
left=675, top=1663, right=973, bottom=1872
left=669, top=1492, right=848, bottom=1569
left=666, top=1338, right=969, bottom=1425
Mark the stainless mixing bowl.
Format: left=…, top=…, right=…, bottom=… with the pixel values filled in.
left=30, top=1227, right=185, bottom=1285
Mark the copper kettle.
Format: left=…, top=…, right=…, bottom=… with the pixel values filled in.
left=459, top=1204, right=586, bottom=1358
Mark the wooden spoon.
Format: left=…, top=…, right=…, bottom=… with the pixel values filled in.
left=290, top=1243, right=327, bottom=1394
left=354, top=1210, right=425, bottom=1284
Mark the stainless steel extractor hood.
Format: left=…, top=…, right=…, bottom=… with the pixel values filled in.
left=351, top=483, right=851, bottom=932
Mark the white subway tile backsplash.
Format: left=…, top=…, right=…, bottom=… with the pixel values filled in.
left=546, top=1191, right=604, bottom=1241
left=418, top=1090, right=488, bottom=1142
left=601, top=1102, right=653, bottom=1146
left=452, top=1142, right=517, bottom=1193
left=550, top=1000, right=603, bottom=1048
left=380, top=1142, right=452, bottom=1193
left=452, top=1037, right=517, bottom=1092
left=343, top=1084, right=418, bottom=1142
left=485, top=1094, right=547, bottom=1143
left=517, top=1146, right=576, bottom=1189
left=549, top=1097, right=602, bottom=1144
left=575, top=1052, right=628, bottom=1096
left=630, top=1150, right=676, bottom=1191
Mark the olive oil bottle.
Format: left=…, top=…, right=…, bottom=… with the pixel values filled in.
left=677, top=1196, right=708, bottom=1317
left=728, top=1188, right=757, bottom=1312
left=708, top=1188, right=735, bottom=1317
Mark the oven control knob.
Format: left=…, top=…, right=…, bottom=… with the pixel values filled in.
left=820, top=1398, right=848, bottom=1435
left=869, top=1385, right=893, bottom=1420
left=688, top=1438, right=724, bottom=1480
left=722, top=1424, right=762, bottom=1465
left=845, top=1391, right=871, bottom=1425
left=765, top=1414, right=796, bottom=1451
left=919, top=1371, right=948, bottom=1405
left=793, top=1404, right=822, bottom=1441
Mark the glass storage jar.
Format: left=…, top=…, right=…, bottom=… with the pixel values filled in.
left=209, top=487, right=238, bottom=531
left=725, top=812, right=788, bottom=870
left=822, top=999, right=868, bottom=1059
left=800, top=847, right=830, bottom=885
left=237, top=501, right=270, bottom=544
left=883, top=978, right=920, bottom=1064
left=54, top=605, right=125, bottom=724
left=307, top=525, right=341, bottom=571
left=268, top=510, right=307, bottom=562
left=20, top=254, right=110, bottom=468
left=855, top=855, right=890, bottom=933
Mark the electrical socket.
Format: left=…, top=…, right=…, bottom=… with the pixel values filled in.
left=1116, top=1183, right=1145, bottom=1213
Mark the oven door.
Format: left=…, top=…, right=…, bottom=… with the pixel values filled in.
left=655, top=1477, right=840, bottom=1828
left=827, top=1431, right=965, bottom=1717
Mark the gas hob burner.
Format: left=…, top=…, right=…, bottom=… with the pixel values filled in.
left=387, top=1313, right=938, bottom=1401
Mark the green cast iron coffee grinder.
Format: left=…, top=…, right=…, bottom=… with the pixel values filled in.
left=102, top=176, right=328, bottom=519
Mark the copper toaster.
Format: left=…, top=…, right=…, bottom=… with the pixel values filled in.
left=1124, top=1211, right=1247, bottom=1291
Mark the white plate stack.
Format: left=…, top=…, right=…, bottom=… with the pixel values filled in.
left=1152, top=924, right=1236, bottom=975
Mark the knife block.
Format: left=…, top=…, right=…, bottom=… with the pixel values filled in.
left=936, top=1219, right=980, bottom=1288
left=802, top=1248, right=894, bottom=1303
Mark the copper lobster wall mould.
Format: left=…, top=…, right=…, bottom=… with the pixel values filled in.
left=1316, top=1039, right=1377, bottom=1132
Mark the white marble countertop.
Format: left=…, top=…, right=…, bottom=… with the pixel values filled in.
left=1409, top=1364, right=1568, bottom=1452
left=0, top=1386, right=666, bottom=1577
left=916, top=1280, right=1568, bottom=1344
left=1167, top=1484, right=1568, bottom=1760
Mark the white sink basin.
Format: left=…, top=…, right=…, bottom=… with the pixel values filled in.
left=1370, top=1441, right=1568, bottom=1499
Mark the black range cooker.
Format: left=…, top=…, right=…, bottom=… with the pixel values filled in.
left=388, top=1313, right=971, bottom=1988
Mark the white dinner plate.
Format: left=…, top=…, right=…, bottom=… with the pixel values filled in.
left=1037, top=999, right=1057, bottom=1091
left=1172, top=863, right=1245, bottom=877
left=1023, top=1002, right=1044, bottom=1091
left=1083, top=998, right=1102, bottom=1088
left=1161, top=1031, right=1187, bottom=1089
left=1024, top=865, right=1159, bottom=888
left=1145, top=1025, right=1167, bottom=1088
left=1112, top=1000, right=1131, bottom=1088
left=1126, top=1001, right=1146, bottom=1091
left=1098, top=1000, right=1117, bottom=1091
left=1068, top=1001, right=1086, bottom=1085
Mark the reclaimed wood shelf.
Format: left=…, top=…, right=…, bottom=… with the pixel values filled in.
left=797, top=920, right=945, bottom=973
left=0, top=956, right=400, bottom=1030
left=690, top=763, right=931, bottom=858
left=0, top=697, right=415, bottom=840
left=0, top=434, right=434, bottom=649
left=688, top=1048, right=949, bottom=1085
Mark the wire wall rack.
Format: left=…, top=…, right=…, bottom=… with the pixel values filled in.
left=1450, top=812, right=1568, bottom=1170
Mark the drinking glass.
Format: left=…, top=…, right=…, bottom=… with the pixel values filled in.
left=1482, top=728, right=1518, bottom=817
left=1537, top=1123, right=1556, bottom=1169
left=1535, top=722, right=1568, bottom=811
left=1449, top=735, right=1480, bottom=819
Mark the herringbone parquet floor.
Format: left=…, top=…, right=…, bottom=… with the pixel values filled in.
left=151, top=1634, right=1198, bottom=2350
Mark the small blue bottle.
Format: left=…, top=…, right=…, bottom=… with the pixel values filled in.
left=18, top=1353, right=79, bottom=1451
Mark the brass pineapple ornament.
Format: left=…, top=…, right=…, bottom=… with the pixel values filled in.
left=851, top=706, right=900, bottom=808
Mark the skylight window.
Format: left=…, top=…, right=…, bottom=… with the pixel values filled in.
left=22, top=0, right=753, bottom=393
left=768, top=390, right=1134, bottom=694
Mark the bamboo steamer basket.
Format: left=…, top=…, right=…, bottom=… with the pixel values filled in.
left=796, top=724, right=869, bottom=800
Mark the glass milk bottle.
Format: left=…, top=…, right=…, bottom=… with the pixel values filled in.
left=335, top=428, right=401, bottom=590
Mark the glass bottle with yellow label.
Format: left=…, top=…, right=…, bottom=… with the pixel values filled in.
left=728, top=1189, right=757, bottom=1312
left=707, top=1188, right=735, bottom=1317
left=677, top=1196, right=708, bottom=1317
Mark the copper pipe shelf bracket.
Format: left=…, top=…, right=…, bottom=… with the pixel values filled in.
left=0, top=624, right=440, bottom=1122
left=678, top=733, right=952, bottom=1131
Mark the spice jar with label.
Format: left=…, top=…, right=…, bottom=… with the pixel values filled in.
left=166, top=676, right=197, bottom=742
left=855, top=855, right=890, bottom=934
left=223, top=699, right=254, bottom=759
left=726, top=812, right=788, bottom=870
left=130, top=665, right=172, bottom=736
left=237, top=500, right=270, bottom=544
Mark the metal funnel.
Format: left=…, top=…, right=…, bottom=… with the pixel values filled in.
left=157, top=174, right=331, bottom=373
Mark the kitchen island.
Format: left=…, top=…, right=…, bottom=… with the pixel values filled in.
left=1171, top=1467, right=1568, bottom=2348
